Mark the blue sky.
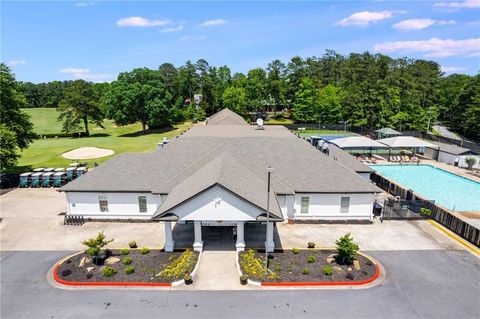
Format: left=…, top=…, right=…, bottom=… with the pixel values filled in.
left=2, top=0, right=479, bottom=83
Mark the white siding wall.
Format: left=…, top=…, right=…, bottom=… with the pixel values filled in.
left=292, top=193, right=374, bottom=221
left=277, top=194, right=295, bottom=222
left=66, top=192, right=162, bottom=220
left=169, top=186, right=262, bottom=221
left=437, top=151, right=458, bottom=165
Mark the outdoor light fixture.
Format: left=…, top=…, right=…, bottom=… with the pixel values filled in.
left=265, top=166, right=273, bottom=273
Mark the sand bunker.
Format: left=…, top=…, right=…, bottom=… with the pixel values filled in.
left=62, top=147, right=114, bottom=160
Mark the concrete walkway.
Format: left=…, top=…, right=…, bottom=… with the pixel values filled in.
left=190, top=251, right=253, bottom=290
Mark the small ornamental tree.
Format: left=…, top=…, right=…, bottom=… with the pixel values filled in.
left=82, top=232, right=114, bottom=256
left=335, top=233, right=359, bottom=265
left=465, top=157, right=477, bottom=170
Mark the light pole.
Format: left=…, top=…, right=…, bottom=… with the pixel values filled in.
left=265, top=166, right=273, bottom=273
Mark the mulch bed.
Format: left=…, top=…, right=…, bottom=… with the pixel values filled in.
left=240, top=249, right=376, bottom=283
left=56, top=249, right=199, bottom=283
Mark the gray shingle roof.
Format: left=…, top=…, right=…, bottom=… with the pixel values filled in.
left=327, top=144, right=374, bottom=173
left=154, top=152, right=282, bottom=220
left=61, top=109, right=381, bottom=220
left=427, top=141, right=477, bottom=155
left=206, top=108, right=248, bottom=126
left=61, top=124, right=380, bottom=195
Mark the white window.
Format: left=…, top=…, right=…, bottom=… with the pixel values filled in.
left=99, top=195, right=108, bottom=212
left=341, top=197, right=350, bottom=213
left=300, top=196, right=309, bottom=214
left=138, top=196, right=147, bottom=213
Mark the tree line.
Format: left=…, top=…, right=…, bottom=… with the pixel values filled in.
left=1, top=50, right=479, bottom=169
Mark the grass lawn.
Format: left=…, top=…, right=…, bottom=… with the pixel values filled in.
left=265, top=118, right=294, bottom=125
left=23, top=108, right=64, bottom=135
left=296, top=130, right=356, bottom=138
left=11, top=108, right=194, bottom=173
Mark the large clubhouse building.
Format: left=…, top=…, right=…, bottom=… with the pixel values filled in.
left=61, top=109, right=380, bottom=252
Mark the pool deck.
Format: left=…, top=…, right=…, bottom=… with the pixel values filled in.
left=373, top=158, right=480, bottom=183
left=371, top=158, right=480, bottom=228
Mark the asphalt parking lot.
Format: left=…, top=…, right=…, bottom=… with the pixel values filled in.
left=1, top=188, right=479, bottom=318
left=1, top=249, right=479, bottom=319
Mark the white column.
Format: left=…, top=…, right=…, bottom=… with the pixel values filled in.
left=236, top=221, right=245, bottom=251
left=265, top=222, right=274, bottom=252
left=193, top=221, right=203, bottom=252
left=164, top=221, right=174, bottom=252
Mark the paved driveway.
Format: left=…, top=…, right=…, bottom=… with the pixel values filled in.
left=1, top=249, right=479, bottom=318
left=0, top=189, right=466, bottom=252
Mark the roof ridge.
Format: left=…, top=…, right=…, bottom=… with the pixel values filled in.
left=223, top=138, right=293, bottom=193
left=156, top=139, right=228, bottom=189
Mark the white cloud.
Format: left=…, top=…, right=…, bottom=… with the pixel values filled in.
left=374, top=37, right=480, bottom=57
left=434, top=0, right=480, bottom=8
left=335, top=11, right=400, bottom=26
left=116, top=17, right=171, bottom=27
left=200, top=19, right=227, bottom=27
left=178, top=35, right=207, bottom=42
left=441, top=66, right=467, bottom=73
left=469, top=21, right=480, bottom=26
left=6, top=60, right=27, bottom=67
left=75, top=2, right=96, bottom=7
left=393, top=18, right=455, bottom=31
left=161, top=25, right=183, bottom=33
left=59, top=67, right=113, bottom=82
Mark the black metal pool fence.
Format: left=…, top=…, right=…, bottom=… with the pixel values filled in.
left=371, top=172, right=480, bottom=248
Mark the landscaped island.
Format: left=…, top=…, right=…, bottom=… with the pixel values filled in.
left=56, top=249, right=199, bottom=284
left=239, top=249, right=377, bottom=283
left=54, top=233, right=199, bottom=285
left=238, top=234, right=380, bottom=285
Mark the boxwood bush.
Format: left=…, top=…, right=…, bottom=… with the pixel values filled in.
left=102, top=266, right=117, bottom=277
left=323, top=265, right=334, bottom=276
left=125, top=266, right=135, bottom=275
left=122, top=256, right=132, bottom=265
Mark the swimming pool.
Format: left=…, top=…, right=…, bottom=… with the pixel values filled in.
left=370, top=164, right=480, bottom=211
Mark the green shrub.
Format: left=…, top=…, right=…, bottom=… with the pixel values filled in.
left=140, top=247, right=150, bottom=255
left=336, top=233, right=359, bottom=264
left=302, top=267, right=311, bottom=275
left=307, top=242, right=316, bottom=248
left=307, top=255, right=316, bottom=263
left=323, top=265, right=334, bottom=276
left=82, top=232, right=114, bottom=256
left=125, top=266, right=135, bottom=275
left=159, top=250, right=198, bottom=280
left=420, top=208, right=432, bottom=216
left=119, top=248, right=129, bottom=255
left=128, top=241, right=137, bottom=248
left=122, top=256, right=132, bottom=265
left=292, top=248, right=300, bottom=254
left=102, top=266, right=117, bottom=277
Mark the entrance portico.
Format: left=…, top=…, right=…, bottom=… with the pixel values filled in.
left=156, top=184, right=282, bottom=252
left=163, top=220, right=273, bottom=252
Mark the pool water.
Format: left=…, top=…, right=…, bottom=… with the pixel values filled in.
left=370, top=164, right=480, bottom=211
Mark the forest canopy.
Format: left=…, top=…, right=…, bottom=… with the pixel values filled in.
left=12, top=50, right=480, bottom=141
